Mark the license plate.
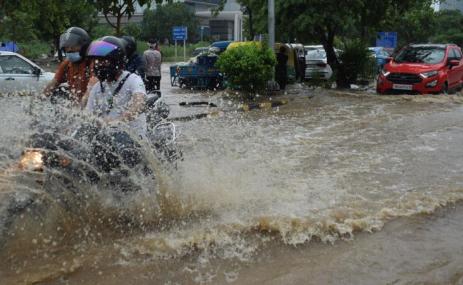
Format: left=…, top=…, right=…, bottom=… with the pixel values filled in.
left=392, top=84, right=413, bottom=91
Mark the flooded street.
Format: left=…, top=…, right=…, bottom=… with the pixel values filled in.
left=1, top=65, right=463, bottom=284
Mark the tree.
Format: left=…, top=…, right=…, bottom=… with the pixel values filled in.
left=141, top=2, right=198, bottom=42
left=275, top=0, right=438, bottom=88
left=0, top=0, right=97, bottom=58
left=93, top=0, right=160, bottom=36
left=429, top=10, right=463, bottom=47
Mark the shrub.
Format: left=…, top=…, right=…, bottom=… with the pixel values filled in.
left=216, top=43, right=276, bottom=94
left=337, top=39, right=375, bottom=85
left=18, top=41, right=50, bottom=59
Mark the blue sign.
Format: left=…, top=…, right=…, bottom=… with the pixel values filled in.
left=0, top=41, right=19, bottom=52
left=376, top=32, right=397, bottom=48
left=172, top=26, right=188, bottom=41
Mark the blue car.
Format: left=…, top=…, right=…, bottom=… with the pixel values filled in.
left=210, top=41, right=232, bottom=53
left=368, top=47, right=391, bottom=71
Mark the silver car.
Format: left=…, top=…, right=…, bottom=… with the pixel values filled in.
left=304, top=48, right=333, bottom=80
left=0, top=51, right=54, bottom=95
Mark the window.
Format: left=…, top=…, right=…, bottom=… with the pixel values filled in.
left=395, top=46, right=446, bottom=64
left=452, top=48, right=462, bottom=60
left=0, top=55, right=35, bottom=74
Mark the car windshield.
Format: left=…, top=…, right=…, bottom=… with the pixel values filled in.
left=306, top=49, right=326, bottom=59
left=394, top=46, right=445, bottom=64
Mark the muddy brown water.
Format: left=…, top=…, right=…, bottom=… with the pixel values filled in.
left=1, top=66, right=463, bottom=284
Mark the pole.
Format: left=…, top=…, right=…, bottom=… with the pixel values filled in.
left=268, top=0, right=275, bottom=48
left=183, top=39, right=186, bottom=62
left=175, top=40, right=177, bottom=62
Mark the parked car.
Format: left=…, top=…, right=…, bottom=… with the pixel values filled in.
left=377, top=44, right=463, bottom=94
left=304, top=48, right=333, bottom=80
left=192, top=47, right=209, bottom=57
left=0, top=51, right=54, bottom=95
left=368, top=47, right=391, bottom=71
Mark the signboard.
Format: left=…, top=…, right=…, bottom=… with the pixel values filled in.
left=376, top=32, right=397, bottom=48
left=172, top=26, right=188, bottom=41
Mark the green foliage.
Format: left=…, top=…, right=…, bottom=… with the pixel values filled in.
left=94, top=0, right=170, bottom=35
left=429, top=10, right=463, bottom=47
left=216, top=43, right=276, bottom=94
left=17, top=41, right=50, bottom=59
left=123, top=23, right=142, bottom=39
left=90, top=24, right=115, bottom=38
left=382, top=1, right=437, bottom=46
left=0, top=0, right=97, bottom=51
left=141, top=3, right=198, bottom=42
left=337, top=40, right=375, bottom=85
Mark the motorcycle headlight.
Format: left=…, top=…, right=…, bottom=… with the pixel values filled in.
left=19, top=149, right=44, bottom=172
left=420, top=70, right=438, bottom=79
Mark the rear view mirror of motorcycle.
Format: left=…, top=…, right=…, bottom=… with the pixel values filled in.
left=153, top=122, right=176, bottom=144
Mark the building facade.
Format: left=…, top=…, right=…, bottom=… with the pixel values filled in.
left=100, top=0, right=243, bottom=41
left=435, top=0, right=463, bottom=12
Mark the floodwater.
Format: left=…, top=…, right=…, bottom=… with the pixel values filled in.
left=1, top=66, right=463, bottom=284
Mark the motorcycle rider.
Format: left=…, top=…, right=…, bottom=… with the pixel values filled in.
left=85, top=36, right=147, bottom=137
left=43, top=27, right=94, bottom=104
left=121, top=35, right=145, bottom=79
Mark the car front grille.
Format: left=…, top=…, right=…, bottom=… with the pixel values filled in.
left=386, top=73, right=422, bottom=84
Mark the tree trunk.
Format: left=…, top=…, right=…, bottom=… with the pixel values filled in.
left=248, top=8, right=254, bottom=40
left=55, top=36, right=63, bottom=62
left=320, top=28, right=349, bottom=89
left=116, top=14, right=122, bottom=36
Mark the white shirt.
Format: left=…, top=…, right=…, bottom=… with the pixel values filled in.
left=86, top=71, right=147, bottom=136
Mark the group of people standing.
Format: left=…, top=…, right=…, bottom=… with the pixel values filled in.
left=43, top=26, right=163, bottom=136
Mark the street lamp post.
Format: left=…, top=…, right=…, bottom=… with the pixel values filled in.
left=268, top=0, right=275, bottom=48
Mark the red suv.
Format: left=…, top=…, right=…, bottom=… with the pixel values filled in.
left=376, top=44, right=463, bottom=94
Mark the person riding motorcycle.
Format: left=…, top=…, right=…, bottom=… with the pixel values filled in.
left=85, top=36, right=147, bottom=137
left=43, top=27, right=93, bottom=104
left=121, top=35, right=145, bottom=79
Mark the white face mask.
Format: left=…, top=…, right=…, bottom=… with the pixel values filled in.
left=66, top=52, right=82, bottom=63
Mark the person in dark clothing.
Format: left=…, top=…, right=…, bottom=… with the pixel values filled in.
left=121, top=36, right=145, bottom=79
left=298, top=52, right=306, bottom=82
left=276, top=46, right=288, bottom=90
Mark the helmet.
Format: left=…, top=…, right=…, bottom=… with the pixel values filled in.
left=121, top=36, right=137, bottom=58
left=87, top=36, right=127, bottom=81
left=87, top=36, right=126, bottom=67
left=59, top=27, right=90, bottom=56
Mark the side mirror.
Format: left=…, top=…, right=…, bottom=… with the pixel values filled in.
left=32, top=67, right=41, bottom=77
left=448, top=59, right=460, bottom=67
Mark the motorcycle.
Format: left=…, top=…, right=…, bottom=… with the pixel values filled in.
left=0, top=90, right=180, bottom=248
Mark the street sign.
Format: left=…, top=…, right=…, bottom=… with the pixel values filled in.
left=376, top=32, right=397, bottom=48
left=172, top=26, right=188, bottom=41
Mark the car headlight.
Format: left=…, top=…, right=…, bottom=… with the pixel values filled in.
left=420, top=70, right=438, bottom=79
left=381, top=69, right=390, bottom=77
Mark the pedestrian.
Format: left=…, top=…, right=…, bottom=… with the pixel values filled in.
left=298, top=50, right=306, bottom=83
left=276, top=45, right=288, bottom=90
left=43, top=27, right=93, bottom=105
left=121, top=36, right=145, bottom=79
left=143, top=39, right=162, bottom=92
